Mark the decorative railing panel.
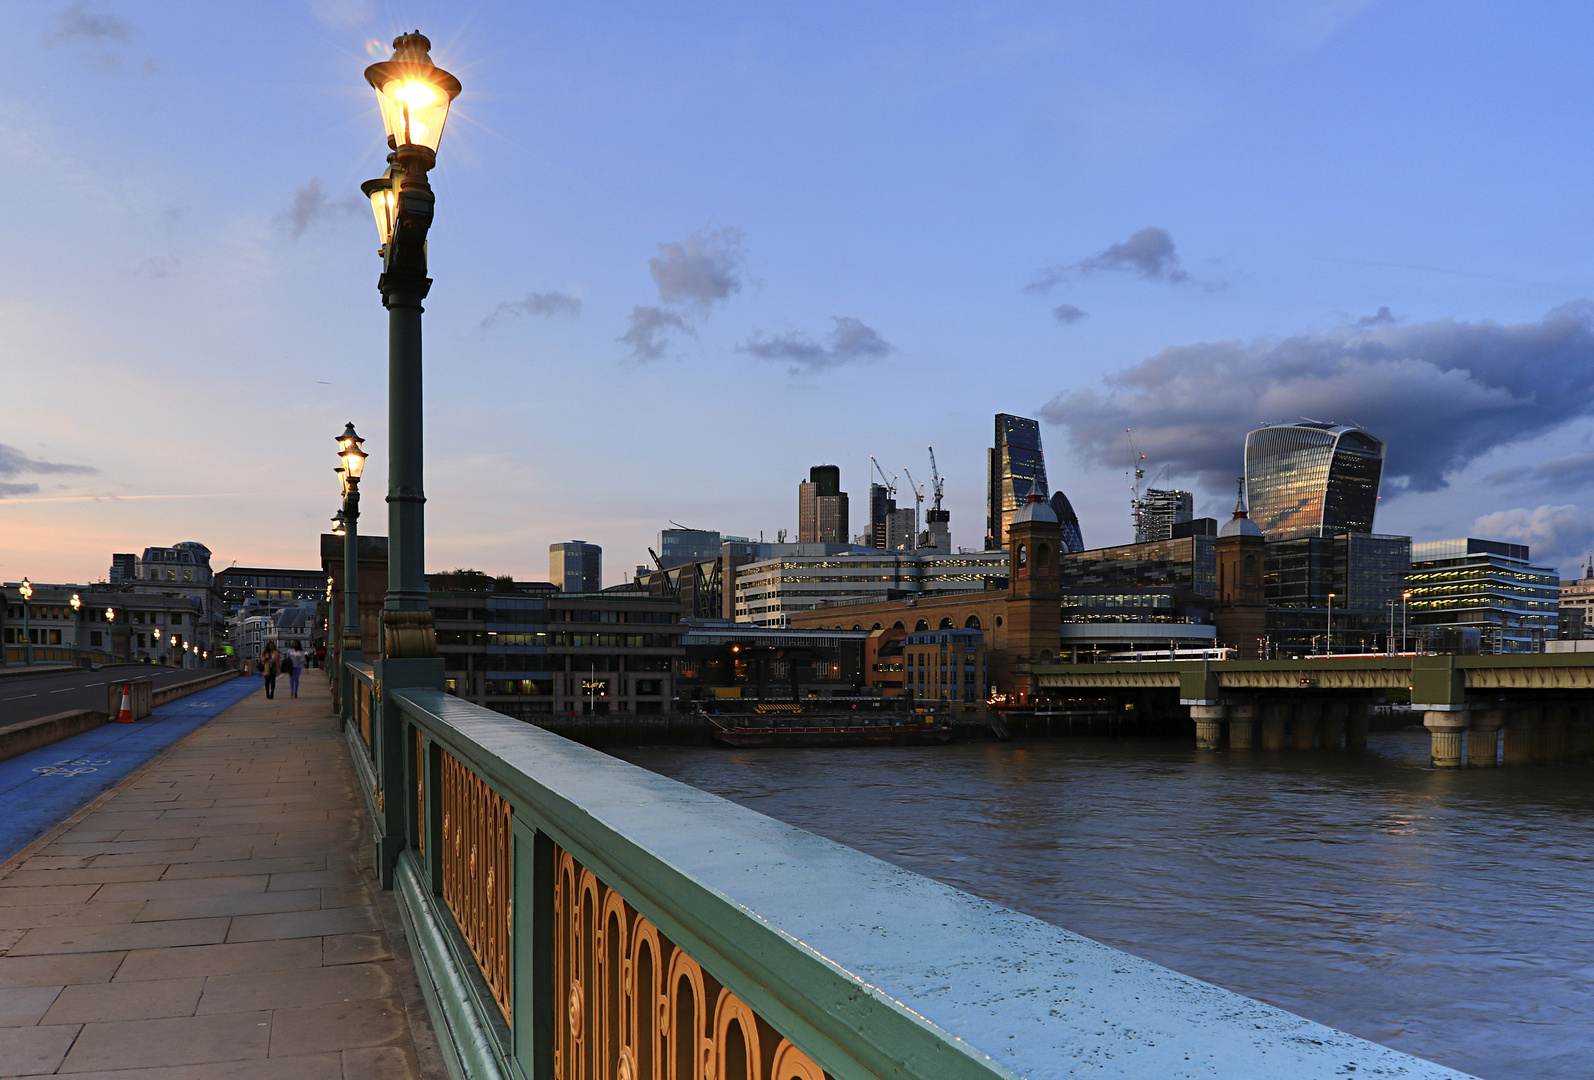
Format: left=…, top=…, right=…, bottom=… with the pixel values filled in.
left=440, top=748, right=513, bottom=1023
left=552, top=844, right=824, bottom=1080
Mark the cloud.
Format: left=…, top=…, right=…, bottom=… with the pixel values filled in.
left=1484, top=451, right=1594, bottom=490
left=47, top=3, right=132, bottom=44
left=1052, top=304, right=1089, bottom=324
left=0, top=444, right=97, bottom=483
left=740, top=317, right=893, bottom=373
left=481, top=291, right=582, bottom=329
left=281, top=179, right=359, bottom=239
left=1041, top=302, right=1594, bottom=496
left=1354, top=305, right=1399, bottom=329
left=619, top=306, right=692, bottom=362
left=649, top=227, right=746, bottom=307
left=0, top=482, right=41, bottom=498
left=123, top=255, right=179, bottom=279
left=1026, top=226, right=1190, bottom=293
left=1470, top=504, right=1594, bottom=573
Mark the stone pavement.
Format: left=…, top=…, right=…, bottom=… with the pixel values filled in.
left=0, top=681, right=440, bottom=1078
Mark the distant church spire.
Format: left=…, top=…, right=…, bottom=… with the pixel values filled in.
left=1232, top=476, right=1250, bottom=519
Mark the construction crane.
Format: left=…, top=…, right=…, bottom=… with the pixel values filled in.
left=901, top=466, right=925, bottom=545
left=1127, top=428, right=1147, bottom=540
left=927, top=446, right=945, bottom=512
left=870, top=456, right=897, bottom=499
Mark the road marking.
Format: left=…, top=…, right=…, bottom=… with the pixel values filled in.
left=32, top=758, right=112, bottom=778
left=4, top=694, right=37, bottom=701
left=50, top=688, right=75, bottom=693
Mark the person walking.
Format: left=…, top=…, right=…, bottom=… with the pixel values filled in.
left=262, top=643, right=280, bottom=700
left=284, top=640, right=305, bottom=699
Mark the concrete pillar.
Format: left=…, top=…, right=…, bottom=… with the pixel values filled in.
left=1228, top=701, right=1256, bottom=751
left=1261, top=701, right=1288, bottom=750
left=1571, top=703, right=1594, bottom=762
left=1191, top=704, right=1225, bottom=751
left=1467, top=708, right=1504, bottom=768
left=1290, top=699, right=1321, bottom=751
left=1319, top=700, right=1348, bottom=750
left=1346, top=702, right=1369, bottom=750
left=1503, top=707, right=1539, bottom=765
left=1423, top=711, right=1469, bottom=769
left=1540, top=705, right=1568, bottom=763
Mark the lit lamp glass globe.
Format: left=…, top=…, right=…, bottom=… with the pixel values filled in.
left=19, top=578, right=31, bottom=602
left=364, top=33, right=460, bottom=153
left=70, top=594, right=81, bottom=613
left=336, top=423, right=367, bottom=482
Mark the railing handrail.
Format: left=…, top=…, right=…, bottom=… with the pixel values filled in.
left=349, top=660, right=376, bottom=685
left=390, top=687, right=1473, bottom=1080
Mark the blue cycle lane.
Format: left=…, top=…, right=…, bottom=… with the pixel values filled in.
left=0, top=675, right=263, bottom=863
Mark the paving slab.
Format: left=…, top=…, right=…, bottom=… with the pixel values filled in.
left=0, top=684, right=435, bottom=1077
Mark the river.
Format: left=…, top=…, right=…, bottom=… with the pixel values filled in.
left=613, top=730, right=1594, bottom=1080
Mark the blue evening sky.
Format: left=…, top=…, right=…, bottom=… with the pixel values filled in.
left=4, top=1, right=1594, bottom=583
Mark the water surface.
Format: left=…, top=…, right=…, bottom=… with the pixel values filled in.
left=615, top=732, right=1594, bottom=1080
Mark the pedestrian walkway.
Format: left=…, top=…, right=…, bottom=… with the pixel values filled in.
left=0, top=681, right=438, bottom=1078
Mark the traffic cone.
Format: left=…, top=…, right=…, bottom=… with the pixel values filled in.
left=115, top=684, right=134, bottom=724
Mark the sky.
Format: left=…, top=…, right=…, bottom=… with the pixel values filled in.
left=5, top=0, right=1594, bottom=585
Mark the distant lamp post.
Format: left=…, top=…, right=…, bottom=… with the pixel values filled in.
left=1326, top=592, right=1335, bottom=656
left=153, top=627, right=162, bottom=665
left=1402, top=590, right=1412, bottom=654
left=105, top=607, right=117, bottom=663
left=360, top=32, right=460, bottom=651
left=70, top=593, right=81, bottom=665
left=334, top=423, right=367, bottom=660
left=19, top=578, right=32, bottom=665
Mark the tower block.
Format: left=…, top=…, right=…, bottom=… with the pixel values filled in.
left=1007, top=490, right=1061, bottom=703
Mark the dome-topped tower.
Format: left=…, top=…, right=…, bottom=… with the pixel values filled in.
left=1220, top=477, right=1264, bottom=538
left=1215, top=478, right=1266, bottom=658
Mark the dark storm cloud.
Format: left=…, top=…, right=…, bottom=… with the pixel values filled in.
left=739, top=317, right=893, bottom=373
left=1052, top=304, right=1089, bottom=324
left=649, top=227, right=746, bottom=307
left=1025, top=227, right=1190, bottom=294
left=481, top=291, right=582, bottom=329
left=619, top=305, right=692, bottom=362
left=1040, top=302, right=1594, bottom=495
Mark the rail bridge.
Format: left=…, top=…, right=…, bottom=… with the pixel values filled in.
left=1033, top=652, right=1594, bottom=767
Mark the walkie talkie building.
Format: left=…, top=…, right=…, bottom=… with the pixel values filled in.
left=1243, top=423, right=1385, bottom=539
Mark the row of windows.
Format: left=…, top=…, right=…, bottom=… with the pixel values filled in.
left=440, top=631, right=678, bottom=648
left=433, top=607, right=679, bottom=625
left=4, top=606, right=187, bottom=624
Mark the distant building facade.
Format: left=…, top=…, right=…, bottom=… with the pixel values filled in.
left=1137, top=489, right=1193, bottom=543
left=1050, top=492, right=1085, bottom=554
left=904, top=628, right=988, bottom=705
left=734, top=550, right=1009, bottom=627
left=1407, top=538, right=1559, bottom=654
left=986, top=413, right=1046, bottom=550
left=551, top=541, right=603, bottom=592
left=798, top=465, right=849, bottom=544
left=1244, top=422, right=1385, bottom=540
left=1559, top=556, right=1594, bottom=640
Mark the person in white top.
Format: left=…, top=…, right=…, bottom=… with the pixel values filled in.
left=284, top=641, right=307, bottom=699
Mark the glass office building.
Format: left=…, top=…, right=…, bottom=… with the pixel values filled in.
left=1244, top=423, right=1385, bottom=539
left=1407, top=538, right=1559, bottom=654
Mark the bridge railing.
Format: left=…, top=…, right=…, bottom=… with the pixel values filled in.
left=341, top=661, right=1472, bottom=1080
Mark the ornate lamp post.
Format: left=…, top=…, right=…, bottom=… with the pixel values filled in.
left=19, top=578, right=32, bottom=665
left=154, top=626, right=163, bottom=665
left=104, top=607, right=117, bottom=663
left=1326, top=592, right=1335, bottom=656
left=334, top=423, right=368, bottom=679
left=1402, top=590, right=1412, bottom=654
left=360, top=32, right=459, bottom=661
left=70, top=593, right=81, bottom=666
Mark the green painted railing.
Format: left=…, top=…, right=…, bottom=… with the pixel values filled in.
left=344, top=661, right=1477, bottom=1080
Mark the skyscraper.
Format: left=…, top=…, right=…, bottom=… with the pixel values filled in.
left=1136, top=489, right=1193, bottom=543
left=1244, top=423, right=1385, bottom=540
left=797, top=465, right=849, bottom=543
left=1049, top=491, right=1085, bottom=554
left=550, top=541, right=602, bottom=592
left=868, top=483, right=895, bottom=549
left=986, top=413, right=1054, bottom=551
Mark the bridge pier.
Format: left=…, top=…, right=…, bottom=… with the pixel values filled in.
left=1422, top=710, right=1468, bottom=769
left=1468, top=709, right=1504, bottom=768
left=1228, top=701, right=1256, bottom=750
left=1572, top=704, right=1594, bottom=761
left=1261, top=701, right=1288, bottom=750
left=1291, top=699, right=1320, bottom=750
left=1540, top=705, right=1568, bottom=763
left=1346, top=702, right=1369, bottom=749
left=1320, top=700, right=1347, bottom=749
left=1191, top=704, right=1225, bottom=751
left=1503, top=707, right=1539, bottom=765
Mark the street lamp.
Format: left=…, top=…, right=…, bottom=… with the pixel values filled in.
left=153, top=627, right=162, bottom=665
left=1402, top=590, right=1412, bottom=654
left=70, top=593, right=81, bottom=666
left=1326, top=592, right=1335, bottom=656
left=18, top=578, right=33, bottom=665
left=360, top=32, right=459, bottom=658
left=334, top=423, right=367, bottom=662
left=105, top=607, right=117, bottom=663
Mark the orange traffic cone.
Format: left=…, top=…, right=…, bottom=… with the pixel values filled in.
left=115, top=684, right=134, bottom=724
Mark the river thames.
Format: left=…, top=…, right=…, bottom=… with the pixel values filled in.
left=616, top=730, right=1594, bottom=1080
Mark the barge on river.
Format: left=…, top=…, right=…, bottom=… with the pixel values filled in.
left=709, top=717, right=953, bottom=748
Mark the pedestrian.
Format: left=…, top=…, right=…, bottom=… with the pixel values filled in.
left=285, top=640, right=305, bottom=699
left=262, top=643, right=279, bottom=699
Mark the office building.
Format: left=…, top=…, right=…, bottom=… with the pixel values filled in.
left=1050, top=492, right=1085, bottom=554
left=884, top=507, right=917, bottom=551
left=551, top=541, right=603, bottom=593
left=1137, top=489, right=1193, bottom=543
left=986, top=414, right=1046, bottom=550
left=126, top=542, right=223, bottom=657
left=108, top=554, right=137, bottom=583
left=798, top=466, right=849, bottom=544
left=904, top=628, right=989, bottom=705
left=656, top=529, right=729, bottom=569
left=1244, top=422, right=1385, bottom=539
left=1407, top=538, right=1559, bottom=654
left=923, top=507, right=951, bottom=552
left=1259, top=533, right=1410, bottom=655
left=432, top=591, right=685, bottom=717
left=1559, top=556, right=1594, bottom=640
left=734, top=550, right=1009, bottom=627
left=868, top=483, right=895, bottom=549
left=217, top=566, right=327, bottom=621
